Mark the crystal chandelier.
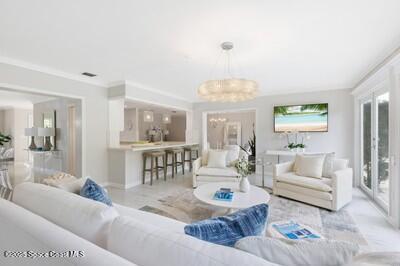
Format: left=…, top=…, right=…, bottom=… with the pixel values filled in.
left=198, top=42, right=259, bottom=102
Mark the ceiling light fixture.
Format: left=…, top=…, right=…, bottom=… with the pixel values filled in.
left=198, top=42, right=259, bottom=102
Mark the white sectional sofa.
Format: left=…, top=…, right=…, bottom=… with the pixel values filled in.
left=273, top=158, right=353, bottom=211
left=8, top=182, right=277, bottom=266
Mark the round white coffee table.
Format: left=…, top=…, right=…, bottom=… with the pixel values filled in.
left=193, top=182, right=270, bottom=213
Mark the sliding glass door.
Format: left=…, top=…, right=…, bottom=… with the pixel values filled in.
left=361, top=98, right=372, bottom=192
left=376, top=92, right=389, bottom=207
left=360, top=89, right=390, bottom=211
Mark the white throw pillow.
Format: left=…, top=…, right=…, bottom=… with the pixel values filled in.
left=224, top=146, right=240, bottom=166
left=57, top=177, right=88, bottom=194
left=207, top=149, right=228, bottom=168
left=294, top=153, right=335, bottom=178
left=295, top=155, right=325, bottom=179
left=235, top=236, right=359, bottom=266
left=322, top=152, right=335, bottom=177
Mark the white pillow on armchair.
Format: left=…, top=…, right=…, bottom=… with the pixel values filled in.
left=295, top=155, right=326, bottom=178
left=207, top=150, right=228, bottom=168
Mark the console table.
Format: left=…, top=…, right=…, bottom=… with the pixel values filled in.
left=266, top=150, right=321, bottom=163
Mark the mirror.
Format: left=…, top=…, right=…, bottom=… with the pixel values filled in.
left=224, top=122, right=241, bottom=146
left=42, top=110, right=57, bottom=150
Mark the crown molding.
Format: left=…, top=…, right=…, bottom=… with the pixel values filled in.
left=0, top=56, right=108, bottom=87
left=352, top=45, right=400, bottom=94
left=109, top=80, right=192, bottom=103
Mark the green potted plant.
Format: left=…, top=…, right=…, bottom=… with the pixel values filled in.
left=241, top=128, right=256, bottom=172
left=0, top=132, right=11, bottom=147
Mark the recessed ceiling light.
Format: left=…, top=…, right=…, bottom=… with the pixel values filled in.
left=81, top=72, right=97, bottom=77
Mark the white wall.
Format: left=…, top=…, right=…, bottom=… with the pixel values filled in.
left=120, top=108, right=137, bottom=142
left=0, top=108, right=32, bottom=162
left=0, top=110, right=4, bottom=132
left=34, top=98, right=82, bottom=177
left=13, top=108, right=32, bottom=163
left=0, top=62, right=109, bottom=183
left=193, top=89, right=354, bottom=165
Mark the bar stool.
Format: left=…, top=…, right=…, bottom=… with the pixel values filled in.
left=142, top=151, right=167, bottom=185
left=166, top=148, right=184, bottom=178
left=184, top=145, right=200, bottom=172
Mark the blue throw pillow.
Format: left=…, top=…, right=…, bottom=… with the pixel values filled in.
left=80, top=178, right=113, bottom=206
left=184, top=203, right=268, bottom=247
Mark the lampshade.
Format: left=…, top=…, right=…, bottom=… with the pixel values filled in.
left=198, top=79, right=258, bottom=102
left=38, top=127, right=55, bottom=137
left=162, top=114, right=171, bottom=124
left=197, top=42, right=259, bottom=103
left=24, top=127, right=38, bottom=136
left=143, top=111, right=154, bottom=122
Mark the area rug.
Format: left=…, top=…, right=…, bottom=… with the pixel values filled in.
left=139, top=188, right=369, bottom=250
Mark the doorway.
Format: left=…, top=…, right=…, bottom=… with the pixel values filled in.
left=360, top=88, right=390, bottom=211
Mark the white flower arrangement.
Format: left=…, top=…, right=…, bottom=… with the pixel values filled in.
left=235, top=158, right=251, bottom=178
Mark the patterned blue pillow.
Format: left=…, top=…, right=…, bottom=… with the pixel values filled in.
left=184, top=203, right=268, bottom=247
left=80, top=178, right=113, bottom=206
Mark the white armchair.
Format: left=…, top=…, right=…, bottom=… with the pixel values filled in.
left=192, top=146, right=247, bottom=188
left=273, top=158, right=353, bottom=211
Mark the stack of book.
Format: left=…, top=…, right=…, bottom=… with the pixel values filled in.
left=213, top=188, right=234, bottom=202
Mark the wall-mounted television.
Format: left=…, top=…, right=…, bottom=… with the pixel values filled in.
left=274, top=103, right=328, bottom=132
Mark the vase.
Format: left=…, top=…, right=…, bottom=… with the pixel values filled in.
left=239, top=176, right=250, bottom=193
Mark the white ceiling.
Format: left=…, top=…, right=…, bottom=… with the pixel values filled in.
left=0, top=89, right=55, bottom=109
left=1, top=1, right=400, bottom=102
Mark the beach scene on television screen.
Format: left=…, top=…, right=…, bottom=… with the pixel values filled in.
left=274, top=103, right=328, bottom=132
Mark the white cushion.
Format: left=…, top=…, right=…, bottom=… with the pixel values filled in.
left=333, top=158, right=349, bottom=172
left=113, top=203, right=185, bottom=234
left=56, top=177, right=88, bottom=194
left=235, top=236, right=359, bottom=266
left=0, top=199, right=135, bottom=266
left=12, top=182, right=118, bottom=248
left=276, top=172, right=332, bottom=192
left=294, top=153, right=336, bottom=178
left=322, top=153, right=335, bottom=177
left=207, top=149, right=228, bottom=168
left=201, top=150, right=208, bottom=165
left=224, top=145, right=240, bottom=166
left=295, top=155, right=325, bottom=179
left=197, top=166, right=239, bottom=177
left=43, top=175, right=77, bottom=187
left=196, top=176, right=240, bottom=185
left=108, top=216, right=274, bottom=266
left=275, top=182, right=333, bottom=200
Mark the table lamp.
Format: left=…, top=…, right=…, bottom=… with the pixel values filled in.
left=38, top=127, right=55, bottom=151
left=24, top=127, right=38, bottom=150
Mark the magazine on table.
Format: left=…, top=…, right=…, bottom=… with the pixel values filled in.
left=213, top=188, right=234, bottom=202
left=272, top=221, right=320, bottom=240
